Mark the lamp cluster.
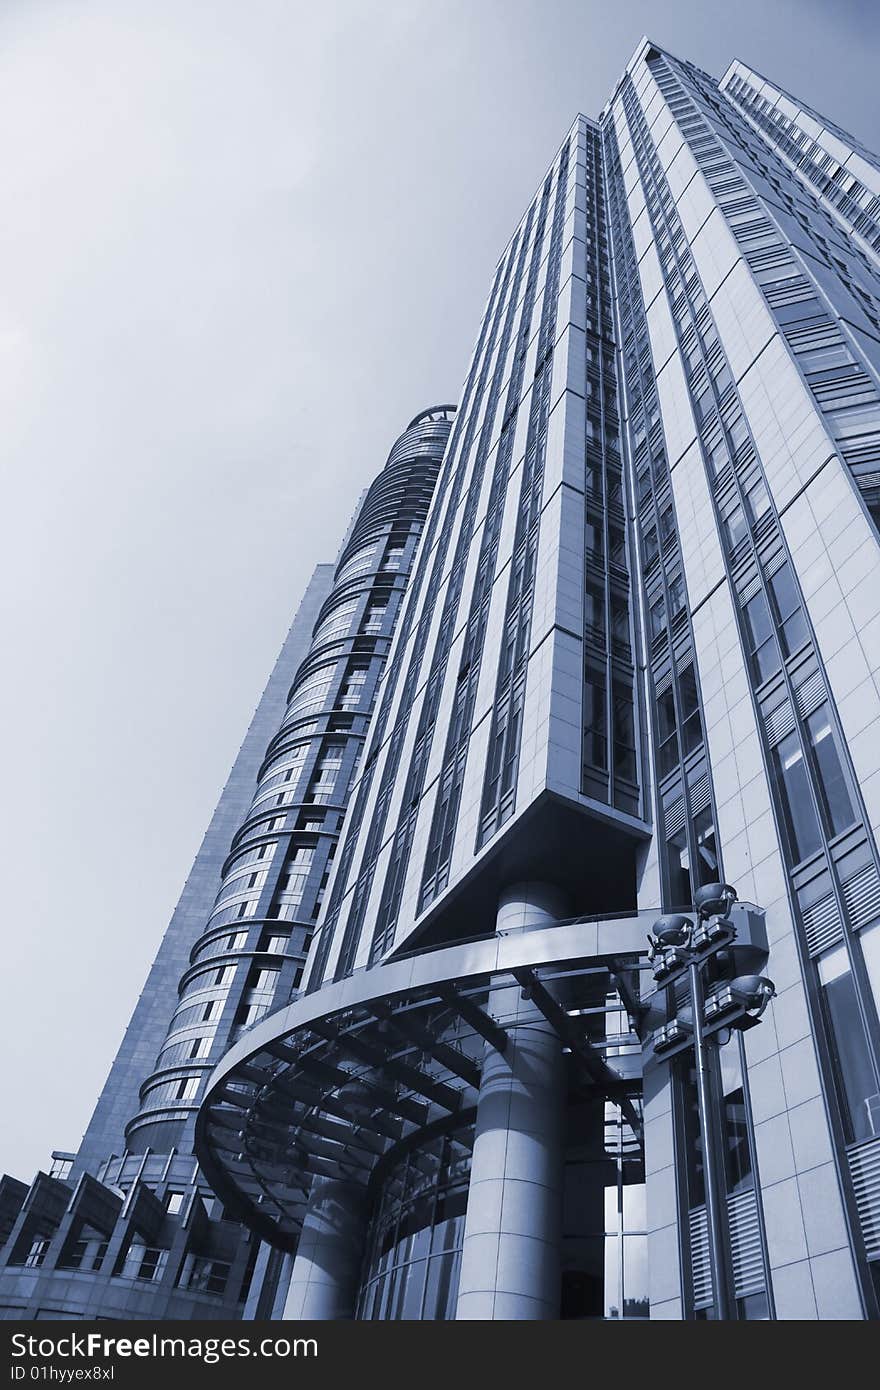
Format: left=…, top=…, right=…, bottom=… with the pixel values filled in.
left=648, top=883, right=775, bottom=1059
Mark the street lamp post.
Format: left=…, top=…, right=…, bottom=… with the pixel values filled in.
left=687, top=951, right=733, bottom=1319
left=645, top=882, right=774, bottom=1321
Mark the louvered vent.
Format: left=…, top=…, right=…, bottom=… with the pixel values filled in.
left=802, top=891, right=844, bottom=955
left=736, top=572, right=762, bottom=605
left=793, top=669, right=824, bottom=720
left=764, top=700, right=795, bottom=746
left=689, top=1206, right=713, bottom=1308
left=689, top=773, right=711, bottom=816
left=728, top=1188, right=765, bottom=1296
left=689, top=1188, right=764, bottom=1308
left=665, top=799, right=686, bottom=837
left=842, top=863, right=880, bottom=930
left=752, top=511, right=777, bottom=543
left=849, top=1137, right=880, bottom=1261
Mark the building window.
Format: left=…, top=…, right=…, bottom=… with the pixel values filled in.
left=657, top=689, right=678, bottom=777
left=122, top=1243, right=168, bottom=1283
left=817, top=944, right=880, bottom=1143
left=584, top=678, right=607, bottom=771
left=25, top=1239, right=49, bottom=1269
left=678, top=665, right=702, bottom=756
left=768, top=565, right=808, bottom=657
left=650, top=597, right=667, bottom=640
left=644, top=526, right=659, bottom=568
left=613, top=686, right=636, bottom=781
left=861, top=920, right=880, bottom=1020
left=585, top=513, right=605, bottom=559
left=666, top=824, right=691, bottom=907
left=804, top=706, right=855, bottom=839
left=744, top=478, right=771, bottom=525
left=179, top=1254, right=231, bottom=1295
left=772, top=730, right=823, bottom=864
left=742, top=591, right=779, bottom=684
left=693, top=806, right=719, bottom=886
left=585, top=583, right=606, bottom=639
left=722, top=504, right=748, bottom=549
left=668, top=574, right=686, bottom=617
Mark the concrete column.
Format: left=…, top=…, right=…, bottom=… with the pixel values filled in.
left=455, top=882, right=568, bottom=1320
left=283, top=1177, right=368, bottom=1320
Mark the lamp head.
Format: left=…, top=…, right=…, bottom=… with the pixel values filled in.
left=650, top=913, right=692, bottom=949
left=728, top=974, right=775, bottom=1017
left=694, top=881, right=737, bottom=921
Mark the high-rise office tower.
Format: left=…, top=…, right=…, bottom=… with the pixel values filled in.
left=0, top=408, right=454, bottom=1319
left=195, top=38, right=880, bottom=1321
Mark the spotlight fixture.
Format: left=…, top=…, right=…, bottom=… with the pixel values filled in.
left=693, top=881, right=738, bottom=921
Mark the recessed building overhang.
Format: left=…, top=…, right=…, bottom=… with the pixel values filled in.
left=384, top=788, right=651, bottom=960
left=194, top=912, right=654, bottom=1250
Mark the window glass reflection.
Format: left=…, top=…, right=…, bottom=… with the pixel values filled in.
left=818, top=945, right=880, bottom=1143
left=772, top=731, right=822, bottom=864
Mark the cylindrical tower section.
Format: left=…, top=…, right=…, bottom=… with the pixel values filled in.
left=126, top=407, right=455, bottom=1154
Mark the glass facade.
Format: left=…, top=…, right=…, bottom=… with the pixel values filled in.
left=358, top=1140, right=469, bottom=1321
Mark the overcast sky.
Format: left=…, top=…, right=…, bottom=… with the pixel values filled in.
left=1, top=0, right=878, bottom=1179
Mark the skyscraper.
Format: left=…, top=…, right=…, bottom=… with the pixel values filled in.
left=0, top=407, right=453, bottom=1319
left=195, top=38, right=880, bottom=1321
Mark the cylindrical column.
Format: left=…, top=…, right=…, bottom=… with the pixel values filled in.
left=456, top=883, right=568, bottom=1320
left=283, top=1177, right=368, bottom=1321
left=494, top=880, right=571, bottom=935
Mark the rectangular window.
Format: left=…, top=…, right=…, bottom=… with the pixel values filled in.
left=719, top=1041, right=753, bottom=1193
left=707, top=438, right=729, bottom=477
left=817, top=945, right=880, bottom=1143
left=804, top=706, right=855, bottom=838
left=742, top=591, right=779, bottom=684
left=609, top=526, right=627, bottom=567
left=643, top=527, right=659, bottom=568
left=722, top=504, right=748, bottom=549
left=772, top=731, right=822, bottom=864
left=666, top=825, right=691, bottom=908
left=611, top=598, right=630, bottom=648
left=668, top=574, right=686, bottom=617
left=650, top=597, right=667, bottom=641
left=584, top=678, right=607, bottom=771
left=657, top=689, right=678, bottom=777
left=693, top=806, right=719, bottom=886
left=585, top=513, right=604, bottom=559
left=613, top=687, right=636, bottom=782
left=768, top=566, right=808, bottom=657
left=678, top=666, right=702, bottom=757
left=744, top=479, right=771, bottom=525
left=585, top=583, right=606, bottom=638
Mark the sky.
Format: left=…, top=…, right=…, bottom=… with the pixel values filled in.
left=1, top=0, right=878, bottom=1179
